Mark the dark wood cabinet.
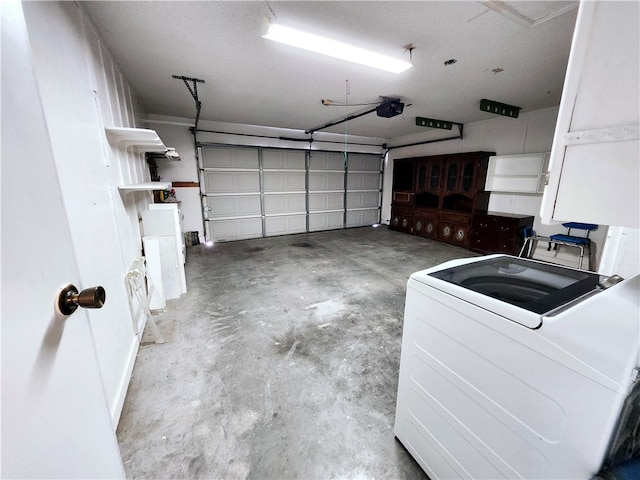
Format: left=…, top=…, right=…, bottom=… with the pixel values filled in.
left=390, top=151, right=494, bottom=249
left=390, top=205, right=413, bottom=233
left=469, top=212, right=534, bottom=255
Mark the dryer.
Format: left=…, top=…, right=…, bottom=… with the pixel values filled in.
left=394, top=255, right=640, bottom=479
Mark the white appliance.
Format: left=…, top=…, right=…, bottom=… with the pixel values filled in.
left=394, top=255, right=640, bottom=479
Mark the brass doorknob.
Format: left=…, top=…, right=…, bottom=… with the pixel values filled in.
left=57, top=284, right=106, bottom=316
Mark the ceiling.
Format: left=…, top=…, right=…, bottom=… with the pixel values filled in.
left=82, top=1, right=579, bottom=141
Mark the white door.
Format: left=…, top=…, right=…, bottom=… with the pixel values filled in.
left=1, top=2, right=124, bottom=477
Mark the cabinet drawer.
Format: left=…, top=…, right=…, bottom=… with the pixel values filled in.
left=470, top=232, right=520, bottom=255
left=440, top=212, right=471, bottom=225
left=393, top=191, right=413, bottom=204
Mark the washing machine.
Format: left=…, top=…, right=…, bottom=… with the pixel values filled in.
left=394, top=254, right=640, bottom=479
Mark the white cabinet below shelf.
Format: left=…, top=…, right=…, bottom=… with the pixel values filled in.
left=485, top=153, right=549, bottom=194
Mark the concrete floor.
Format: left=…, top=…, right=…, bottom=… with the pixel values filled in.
left=116, top=226, right=477, bottom=479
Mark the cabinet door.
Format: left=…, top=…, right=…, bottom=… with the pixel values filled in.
left=540, top=1, right=639, bottom=228
left=414, top=159, right=442, bottom=209
left=390, top=207, right=413, bottom=233
left=460, top=158, right=476, bottom=195
left=444, top=159, right=461, bottom=194
left=413, top=211, right=438, bottom=239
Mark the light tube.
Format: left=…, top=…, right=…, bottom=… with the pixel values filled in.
left=263, top=23, right=412, bottom=74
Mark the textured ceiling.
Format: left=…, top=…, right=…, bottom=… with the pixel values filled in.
left=82, top=1, right=579, bottom=140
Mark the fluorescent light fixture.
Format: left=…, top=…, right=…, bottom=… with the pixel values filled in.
left=263, top=23, right=412, bottom=74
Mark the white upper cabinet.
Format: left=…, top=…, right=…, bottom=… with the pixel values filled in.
left=486, top=153, right=550, bottom=194
left=540, top=1, right=639, bottom=227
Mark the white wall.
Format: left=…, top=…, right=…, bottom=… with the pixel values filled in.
left=22, top=1, right=155, bottom=425
left=382, top=106, right=608, bottom=270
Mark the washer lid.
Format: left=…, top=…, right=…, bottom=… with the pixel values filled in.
left=427, top=256, right=604, bottom=315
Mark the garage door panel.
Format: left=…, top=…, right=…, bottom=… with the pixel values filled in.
left=348, top=154, right=380, bottom=171
left=265, top=215, right=306, bottom=236
left=347, top=191, right=380, bottom=209
left=205, top=195, right=261, bottom=218
left=263, top=150, right=305, bottom=169
left=310, top=153, right=343, bottom=170
left=263, top=172, right=305, bottom=192
left=263, top=194, right=305, bottom=215
left=347, top=172, right=380, bottom=190
left=347, top=209, right=379, bottom=227
left=309, top=192, right=343, bottom=212
left=309, top=212, right=343, bottom=231
left=208, top=218, right=262, bottom=241
left=202, top=148, right=259, bottom=169
left=203, top=171, right=260, bottom=193
left=309, top=172, right=343, bottom=191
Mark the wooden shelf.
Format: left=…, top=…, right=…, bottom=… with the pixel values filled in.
left=118, top=181, right=171, bottom=193
left=105, top=127, right=167, bottom=152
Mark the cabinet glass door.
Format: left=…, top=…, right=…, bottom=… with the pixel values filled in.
left=462, top=160, right=475, bottom=193
left=429, top=163, right=440, bottom=194
left=446, top=161, right=458, bottom=192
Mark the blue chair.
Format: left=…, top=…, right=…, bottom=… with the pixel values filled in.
left=547, top=222, right=598, bottom=270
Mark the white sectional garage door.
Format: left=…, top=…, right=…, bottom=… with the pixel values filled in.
left=201, top=146, right=381, bottom=242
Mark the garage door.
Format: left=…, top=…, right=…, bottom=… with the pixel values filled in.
left=201, top=146, right=381, bottom=242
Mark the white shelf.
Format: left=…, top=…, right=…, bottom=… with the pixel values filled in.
left=118, top=181, right=171, bottom=193
left=105, top=127, right=167, bottom=152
